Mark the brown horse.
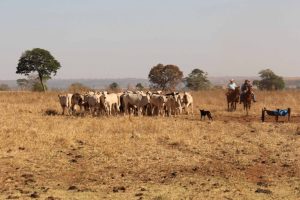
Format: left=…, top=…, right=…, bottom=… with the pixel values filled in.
left=242, top=85, right=252, bottom=115
left=226, top=87, right=240, bottom=111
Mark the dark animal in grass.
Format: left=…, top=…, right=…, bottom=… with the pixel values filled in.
left=200, top=109, right=213, bottom=120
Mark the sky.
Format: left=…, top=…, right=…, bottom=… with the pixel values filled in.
left=0, top=0, right=300, bottom=80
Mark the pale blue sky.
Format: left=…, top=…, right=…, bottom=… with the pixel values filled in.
left=0, top=0, right=299, bottom=79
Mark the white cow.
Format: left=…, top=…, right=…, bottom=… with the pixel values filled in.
left=58, top=93, right=73, bottom=115
left=181, top=92, right=193, bottom=114
left=123, top=93, right=150, bottom=116
left=101, top=93, right=120, bottom=115
left=165, top=93, right=182, bottom=116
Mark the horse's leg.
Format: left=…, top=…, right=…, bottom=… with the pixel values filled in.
left=227, top=101, right=230, bottom=112
left=231, top=102, right=233, bottom=111
left=246, top=102, right=249, bottom=115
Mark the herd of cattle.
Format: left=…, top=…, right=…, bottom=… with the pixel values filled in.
left=58, top=91, right=194, bottom=117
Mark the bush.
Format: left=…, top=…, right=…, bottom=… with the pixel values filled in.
left=32, top=82, right=47, bottom=92
left=0, top=84, right=10, bottom=91
left=68, top=82, right=91, bottom=93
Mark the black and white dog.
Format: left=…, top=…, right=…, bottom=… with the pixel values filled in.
left=200, top=109, right=213, bottom=120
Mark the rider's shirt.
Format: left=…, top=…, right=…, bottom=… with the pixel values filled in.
left=241, top=83, right=252, bottom=92
left=228, top=82, right=237, bottom=90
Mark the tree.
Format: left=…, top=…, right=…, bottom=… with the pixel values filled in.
left=136, top=83, right=144, bottom=90
left=16, top=48, right=61, bottom=92
left=257, top=69, right=285, bottom=90
left=109, top=82, right=120, bottom=91
left=148, top=64, right=183, bottom=91
left=185, top=68, right=210, bottom=90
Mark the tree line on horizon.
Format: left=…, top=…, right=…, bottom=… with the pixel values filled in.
left=1, top=47, right=286, bottom=92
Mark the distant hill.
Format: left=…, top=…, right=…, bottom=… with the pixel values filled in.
left=0, top=78, right=149, bottom=90
left=1, top=77, right=300, bottom=90
left=283, top=77, right=300, bottom=88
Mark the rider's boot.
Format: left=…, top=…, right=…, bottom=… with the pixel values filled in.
left=252, top=94, right=257, bottom=102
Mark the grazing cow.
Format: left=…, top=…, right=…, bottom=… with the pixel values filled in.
left=181, top=92, right=193, bottom=114
left=86, top=93, right=102, bottom=115
left=139, top=94, right=151, bottom=115
left=150, top=94, right=167, bottom=116
left=71, top=93, right=85, bottom=114
left=165, top=92, right=182, bottom=116
left=58, top=94, right=73, bottom=115
left=123, top=93, right=150, bottom=116
left=101, top=93, right=120, bottom=115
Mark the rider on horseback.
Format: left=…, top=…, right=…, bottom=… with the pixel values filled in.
left=240, top=80, right=256, bottom=103
left=227, top=79, right=237, bottom=91
left=226, top=79, right=240, bottom=111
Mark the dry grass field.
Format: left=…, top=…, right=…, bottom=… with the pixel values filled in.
left=0, top=90, right=299, bottom=200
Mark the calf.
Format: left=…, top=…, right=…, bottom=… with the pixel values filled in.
left=58, top=94, right=72, bottom=115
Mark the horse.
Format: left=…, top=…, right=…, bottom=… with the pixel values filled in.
left=242, top=85, right=252, bottom=115
left=226, top=87, right=240, bottom=112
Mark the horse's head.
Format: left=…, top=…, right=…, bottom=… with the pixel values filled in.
left=246, top=85, right=253, bottom=93
left=234, top=86, right=240, bottom=94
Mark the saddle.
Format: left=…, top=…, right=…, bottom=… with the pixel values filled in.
left=226, top=89, right=235, bottom=96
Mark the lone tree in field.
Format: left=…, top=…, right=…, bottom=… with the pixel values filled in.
left=148, top=63, right=183, bottom=91
left=109, top=82, right=120, bottom=91
left=16, top=48, right=61, bottom=92
left=185, top=68, right=211, bottom=90
left=256, top=69, right=285, bottom=90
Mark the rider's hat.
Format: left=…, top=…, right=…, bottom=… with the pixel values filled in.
left=230, top=79, right=234, bottom=82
